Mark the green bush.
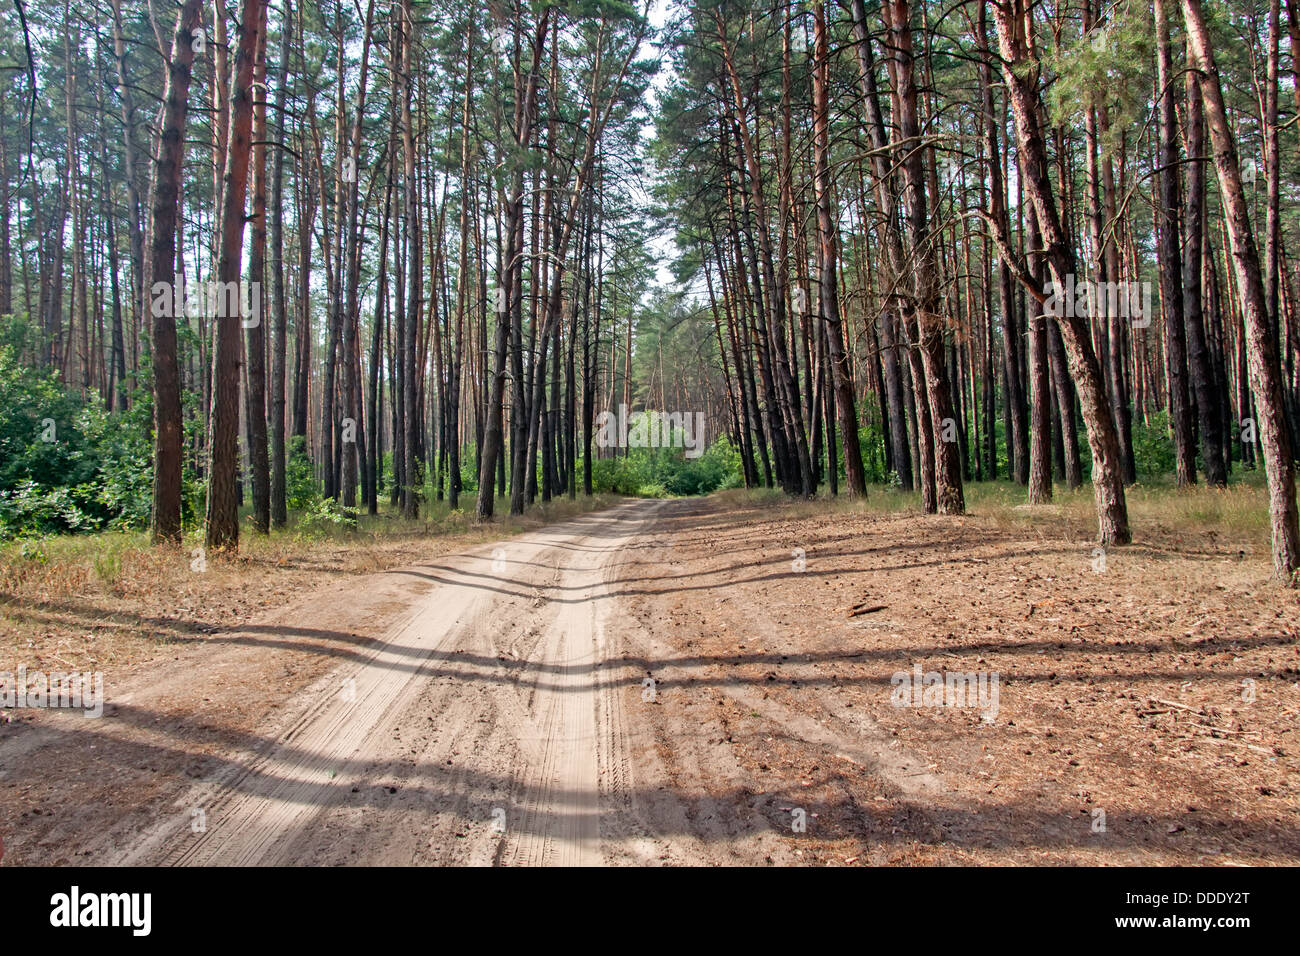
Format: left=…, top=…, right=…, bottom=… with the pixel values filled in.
left=1131, top=410, right=1176, bottom=480
left=589, top=455, right=642, bottom=495
left=0, top=480, right=105, bottom=537
left=0, top=317, right=154, bottom=538
left=286, top=435, right=319, bottom=510
left=82, top=389, right=155, bottom=529
left=855, top=421, right=892, bottom=486
left=458, top=453, right=479, bottom=494
left=294, top=496, right=358, bottom=540
left=589, top=436, right=742, bottom=497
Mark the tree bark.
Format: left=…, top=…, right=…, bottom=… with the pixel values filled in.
left=149, top=0, right=204, bottom=546
left=1026, top=211, right=1052, bottom=503
left=204, top=0, right=265, bottom=551
left=244, top=0, right=270, bottom=534
left=476, top=9, right=551, bottom=519
left=269, top=5, right=291, bottom=526
left=885, top=0, right=963, bottom=514
left=993, top=0, right=1129, bottom=545
left=1155, top=0, right=1196, bottom=486
left=813, top=0, right=866, bottom=497
left=1183, top=0, right=1299, bottom=579
left=1182, top=40, right=1227, bottom=486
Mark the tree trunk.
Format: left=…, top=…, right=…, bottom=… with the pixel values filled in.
left=885, top=0, right=963, bottom=514
left=269, top=6, right=291, bottom=526
left=813, top=1, right=865, bottom=496
left=149, top=0, right=205, bottom=546
left=204, top=0, right=265, bottom=552
left=1183, top=0, right=1300, bottom=580
left=400, top=0, right=421, bottom=519
left=994, top=0, right=1130, bottom=545
left=1182, top=40, right=1227, bottom=487
left=476, top=10, right=551, bottom=519
left=1155, top=0, right=1196, bottom=486
left=244, top=1, right=271, bottom=534
left=1026, top=211, right=1052, bottom=503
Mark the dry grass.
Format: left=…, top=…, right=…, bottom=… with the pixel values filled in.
left=716, top=473, right=1277, bottom=558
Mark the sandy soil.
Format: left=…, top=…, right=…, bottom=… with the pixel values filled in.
left=1, top=494, right=1296, bottom=866
left=613, top=495, right=1300, bottom=865
left=1, top=501, right=656, bottom=864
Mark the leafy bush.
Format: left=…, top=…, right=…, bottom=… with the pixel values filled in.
left=0, top=322, right=98, bottom=491
left=663, top=437, right=740, bottom=495
left=0, top=317, right=162, bottom=539
left=294, top=496, right=358, bottom=540
left=1130, top=410, right=1176, bottom=480
left=458, top=453, right=479, bottom=494
left=0, top=480, right=105, bottom=537
left=589, top=455, right=643, bottom=495
left=81, top=391, right=155, bottom=529
left=589, top=437, right=742, bottom=497
left=1, top=320, right=115, bottom=537
left=855, top=422, right=893, bottom=486
left=286, top=435, right=319, bottom=510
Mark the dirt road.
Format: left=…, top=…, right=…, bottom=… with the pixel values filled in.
left=5, top=494, right=1295, bottom=866
left=96, top=496, right=939, bottom=867
left=10, top=498, right=746, bottom=866
left=88, top=499, right=677, bottom=866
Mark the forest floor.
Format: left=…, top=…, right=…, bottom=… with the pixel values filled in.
left=615, top=484, right=1299, bottom=864
left=1, top=482, right=1296, bottom=865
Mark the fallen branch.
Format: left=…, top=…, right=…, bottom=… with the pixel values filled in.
left=1182, top=734, right=1276, bottom=756
left=1151, top=697, right=1204, bottom=714
left=848, top=603, right=887, bottom=618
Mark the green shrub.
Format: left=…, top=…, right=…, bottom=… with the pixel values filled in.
left=286, top=436, right=319, bottom=510
left=294, top=496, right=358, bottom=540
left=1131, top=410, right=1176, bottom=480
left=0, top=317, right=161, bottom=538
left=0, top=480, right=105, bottom=537
left=82, top=391, right=155, bottom=530
left=589, top=437, right=742, bottom=497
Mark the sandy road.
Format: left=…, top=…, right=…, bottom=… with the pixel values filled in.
left=114, top=499, right=666, bottom=867
left=10, top=492, right=1292, bottom=867
left=22, top=495, right=946, bottom=867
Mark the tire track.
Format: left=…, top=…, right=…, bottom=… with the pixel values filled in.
left=136, top=500, right=661, bottom=867
left=502, top=500, right=662, bottom=866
